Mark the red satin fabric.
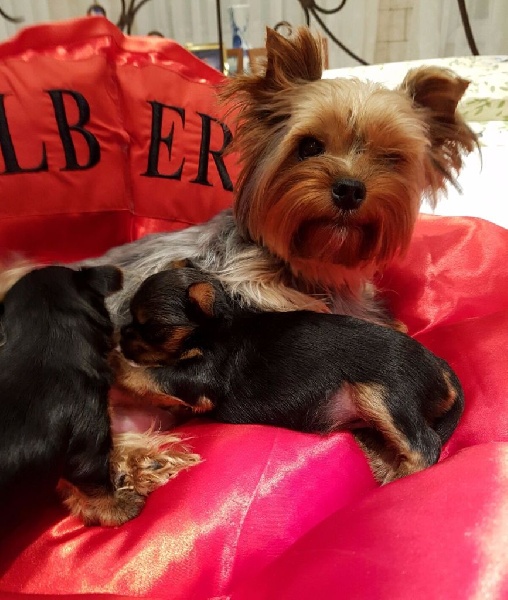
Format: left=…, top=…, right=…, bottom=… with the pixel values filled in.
left=0, top=17, right=508, bottom=600
left=231, top=444, right=508, bottom=600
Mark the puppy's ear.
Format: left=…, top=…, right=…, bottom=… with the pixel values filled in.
left=78, top=266, right=123, bottom=296
left=264, top=26, right=323, bottom=87
left=168, top=258, right=195, bottom=270
left=400, top=66, right=478, bottom=199
left=186, top=282, right=216, bottom=320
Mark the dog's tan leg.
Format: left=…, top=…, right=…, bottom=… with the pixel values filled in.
left=59, top=481, right=145, bottom=526
left=0, top=258, right=35, bottom=301
left=350, top=382, right=438, bottom=483
left=391, top=319, right=409, bottom=334
left=109, top=350, right=184, bottom=408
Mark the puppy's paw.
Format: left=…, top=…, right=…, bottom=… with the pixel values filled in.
left=60, top=483, right=145, bottom=527
left=112, top=431, right=201, bottom=496
left=109, top=350, right=185, bottom=409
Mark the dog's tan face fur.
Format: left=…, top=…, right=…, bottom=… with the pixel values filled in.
left=221, top=27, right=477, bottom=289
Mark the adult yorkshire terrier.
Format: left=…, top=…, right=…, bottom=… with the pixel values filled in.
left=89, top=26, right=477, bottom=328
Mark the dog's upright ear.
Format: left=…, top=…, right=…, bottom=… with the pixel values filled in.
left=219, top=26, right=322, bottom=111
left=263, top=26, right=323, bottom=88
left=399, top=66, right=479, bottom=201
left=77, top=265, right=123, bottom=297
left=186, top=282, right=216, bottom=321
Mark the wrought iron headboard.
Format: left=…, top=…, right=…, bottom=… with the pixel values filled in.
left=0, top=0, right=481, bottom=69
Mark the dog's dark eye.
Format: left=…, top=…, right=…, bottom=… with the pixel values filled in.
left=382, top=152, right=406, bottom=167
left=140, top=323, right=167, bottom=344
left=298, top=137, right=325, bottom=160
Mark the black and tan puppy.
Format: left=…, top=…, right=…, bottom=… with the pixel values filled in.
left=117, top=267, right=464, bottom=483
left=0, top=265, right=146, bottom=531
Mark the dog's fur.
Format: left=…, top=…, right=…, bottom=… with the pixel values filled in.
left=84, top=27, right=477, bottom=330
left=115, top=266, right=464, bottom=483
left=0, top=266, right=199, bottom=530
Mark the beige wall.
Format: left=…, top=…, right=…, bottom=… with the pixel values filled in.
left=375, top=0, right=415, bottom=64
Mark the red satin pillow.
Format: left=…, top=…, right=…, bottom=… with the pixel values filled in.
left=0, top=17, right=238, bottom=263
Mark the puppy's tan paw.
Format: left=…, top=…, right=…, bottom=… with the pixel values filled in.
left=60, top=483, right=145, bottom=527
left=112, top=431, right=201, bottom=496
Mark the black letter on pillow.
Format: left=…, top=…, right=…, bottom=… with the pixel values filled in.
left=0, top=94, right=48, bottom=174
left=190, top=113, right=233, bottom=191
left=46, top=89, right=100, bottom=170
left=143, top=101, right=185, bottom=179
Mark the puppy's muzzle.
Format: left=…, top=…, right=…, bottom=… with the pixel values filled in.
left=332, top=178, right=366, bottom=211
left=121, top=324, right=137, bottom=342
left=120, top=325, right=147, bottom=360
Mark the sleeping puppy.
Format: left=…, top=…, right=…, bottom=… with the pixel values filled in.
left=0, top=265, right=146, bottom=530
left=115, top=265, right=465, bottom=484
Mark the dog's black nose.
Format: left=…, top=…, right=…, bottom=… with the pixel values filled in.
left=331, top=178, right=366, bottom=211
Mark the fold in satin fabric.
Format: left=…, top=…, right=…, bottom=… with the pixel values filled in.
left=1, top=215, right=508, bottom=599
left=0, top=426, right=375, bottom=597
left=230, top=443, right=508, bottom=600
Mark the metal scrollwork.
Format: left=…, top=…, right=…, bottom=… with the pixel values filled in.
left=0, top=1, right=481, bottom=63
left=0, top=6, right=23, bottom=24
left=297, top=0, right=369, bottom=65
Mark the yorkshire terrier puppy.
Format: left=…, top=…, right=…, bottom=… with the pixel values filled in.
left=84, top=26, right=477, bottom=329
left=0, top=266, right=199, bottom=531
left=115, top=266, right=464, bottom=483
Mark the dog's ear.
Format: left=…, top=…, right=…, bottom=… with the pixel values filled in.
left=219, top=26, right=322, bottom=109
left=401, top=66, right=470, bottom=118
left=168, top=258, right=195, bottom=270
left=400, top=66, right=478, bottom=199
left=78, top=265, right=123, bottom=296
left=186, top=282, right=216, bottom=320
left=264, top=26, right=323, bottom=87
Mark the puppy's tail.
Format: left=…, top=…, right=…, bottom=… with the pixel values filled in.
left=433, top=363, right=465, bottom=444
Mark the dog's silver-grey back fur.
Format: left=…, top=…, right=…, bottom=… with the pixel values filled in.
left=82, top=209, right=383, bottom=327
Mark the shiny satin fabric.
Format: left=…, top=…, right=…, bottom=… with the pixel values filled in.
left=231, top=443, right=508, bottom=600
left=1, top=215, right=507, bottom=599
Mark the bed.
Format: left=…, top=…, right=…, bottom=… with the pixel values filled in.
left=0, top=17, right=507, bottom=600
